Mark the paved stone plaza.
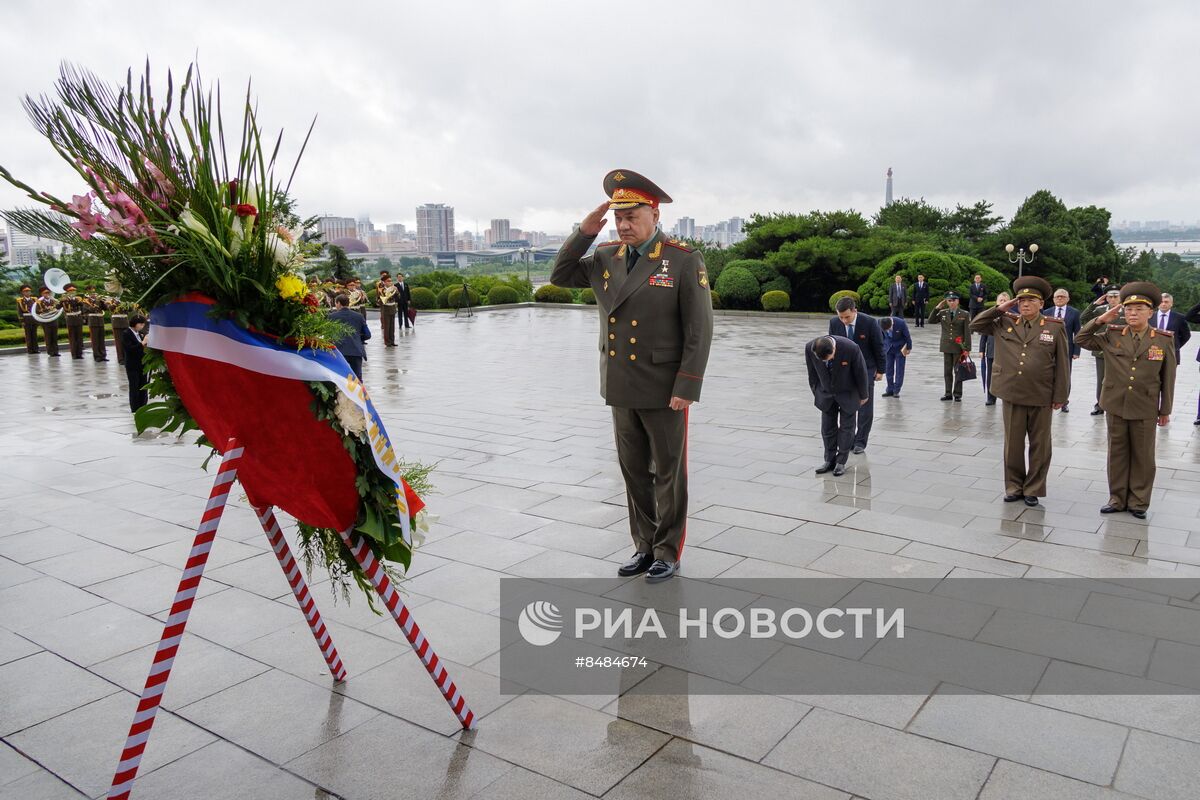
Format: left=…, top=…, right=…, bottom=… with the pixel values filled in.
left=2, top=306, right=1200, bottom=799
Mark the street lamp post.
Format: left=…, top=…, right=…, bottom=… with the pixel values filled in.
left=523, top=248, right=531, bottom=286
left=1005, top=242, right=1039, bottom=278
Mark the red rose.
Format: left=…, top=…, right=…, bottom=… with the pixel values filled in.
left=234, top=203, right=257, bottom=217
left=954, top=336, right=962, bottom=344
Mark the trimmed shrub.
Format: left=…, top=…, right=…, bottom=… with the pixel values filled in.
left=446, top=286, right=481, bottom=308
left=410, top=286, right=437, bottom=310
left=761, top=276, right=791, bottom=296
left=579, top=288, right=597, bottom=304
left=535, top=284, right=574, bottom=303
left=724, top=259, right=776, bottom=284
left=762, top=290, right=791, bottom=312
left=436, top=286, right=452, bottom=308
left=710, top=291, right=721, bottom=309
left=828, top=289, right=860, bottom=312
left=855, top=251, right=1007, bottom=314
left=713, top=266, right=759, bottom=309
left=487, top=285, right=519, bottom=305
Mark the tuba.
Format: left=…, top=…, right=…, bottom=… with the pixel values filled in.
left=33, top=268, right=70, bottom=323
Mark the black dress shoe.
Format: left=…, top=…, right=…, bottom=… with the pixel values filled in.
left=881, top=391, right=894, bottom=397
left=1099, top=504, right=1125, bottom=514
left=832, top=464, right=847, bottom=477
left=1060, top=403, right=1069, bottom=413
left=1130, top=510, right=1147, bottom=520
left=1090, top=407, right=1104, bottom=416
left=815, top=462, right=835, bottom=474
left=1023, top=496, right=1039, bottom=507
left=940, top=395, right=953, bottom=401
left=985, top=399, right=996, bottom=406
left=1194, top=418, right=1200, bottom=426
left=851, top=445, right=866, bottom=455
left=954, top=396, right=962, bottom=402
left=645, top=559, right=679, bottom=583
left=1003, top=493, right=1024, bottom=503
left=617, top=552, right=653, bottom=577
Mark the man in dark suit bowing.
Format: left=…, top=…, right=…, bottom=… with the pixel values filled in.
left=1043, top=287, right=1082, bottom=412
left=829, top=298, right=884, bottom=453
left=879, top=315, right=913, bottom=398
left=806, top=335, right=870, bottom=476
left=1154, top=293, right=1191, bottom=362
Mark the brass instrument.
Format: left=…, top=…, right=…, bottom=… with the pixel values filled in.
left=32, top=268, right=70, bottom=323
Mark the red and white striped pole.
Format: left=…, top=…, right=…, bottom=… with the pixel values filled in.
left=107, top=438, right=243, bottom=800
left=255, top=505, right=347, bottom=681
left=339, top=529, right=476, bottom=729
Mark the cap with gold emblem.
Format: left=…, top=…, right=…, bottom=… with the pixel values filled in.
left=1012, top=275, right=1052, bottom=302
left=603, top=169, right=673, bottom=210
left=1119, top=281, right=1161, bottom=308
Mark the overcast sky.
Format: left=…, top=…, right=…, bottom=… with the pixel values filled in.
left=2, top=1, right=1197, bottom=236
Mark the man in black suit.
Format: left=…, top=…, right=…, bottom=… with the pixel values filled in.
left=1091, top=276, right=1110, bottom=299
left=888, top=275, right=907, bottom=318
left=122, top=314, right=149, bottom=412
left=329, top=294, right=372, bottom=379
left=1153, top=293, right=1191, bottom=362
left=912, top=274, right=930, bottom=327
left=1186, top=300, right=1200, bottom=425
left=968, top=274, right=987, bottom=318
left=395, top=273, right=414, bottom=329
left=1043, top=287, right=1082, bottom=412
left=806, top=335, right=870, bottom=476
left=829, top=297, right=884, bottom=453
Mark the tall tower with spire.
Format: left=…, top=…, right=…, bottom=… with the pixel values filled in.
left=885, top=167, right=894, bottom=207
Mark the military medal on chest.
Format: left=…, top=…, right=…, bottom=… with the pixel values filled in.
left=649, top=261, right=675, bottom=288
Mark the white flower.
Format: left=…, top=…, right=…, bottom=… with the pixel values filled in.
left=103, top=271, right=123, bottom=297
left=334, top=393, right=366, bottom=435
left=266, top=233, right=292, bottom=266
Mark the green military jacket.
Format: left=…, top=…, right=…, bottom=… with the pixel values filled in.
left=552, top=229, right=714, bottom=408
left=1080, top=300, right=1124, bottom=359
left=928, top=306, right=972, bottom=354
left=970, top=306, right=1071, bottom=405
left=1075, top=320, right=1176, bottom=418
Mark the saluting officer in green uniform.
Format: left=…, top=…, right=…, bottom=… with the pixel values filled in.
left=970, top=276, right=1071, bottom=507
left=929, top=291, right=972, bottom=401
left=1081, top=288, right=1124, bottom=415
left=552, top=169, right=714, bottom=583
left=1076, top=282, right=1176, bottom=519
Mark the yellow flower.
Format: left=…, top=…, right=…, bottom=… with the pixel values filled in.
left=276, top=274, right=307, bottom=301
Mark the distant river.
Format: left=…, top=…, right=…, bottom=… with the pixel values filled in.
left=1115, top=239, right=1200, bottom=255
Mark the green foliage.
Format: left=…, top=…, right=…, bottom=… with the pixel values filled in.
left=741, top=210, right=871, bottom=259
left=713, top=266, right=759, bottom=309
left=761, top=276, right=790, bottom=296
left=1124, top=251, right=1200, bottom=309
left=446, top=286, right=480, bottom=308
left=855, top=251, right=1004, bottom=313
left=724, top=259, right=776, bottom=284
left=326, top=245, right=355, bottom=282
left=534, top=284, right=573, bottom=303
left=874, top=198, right=946, bottom=234
left=436, top=286, right=451, bottom=308
left=33, top=250, right=108, bottom=287
left=710, top=291, right=721, bottom=309
left=408, top=270, right=461, bottom=293
left=828, top=290, right=860, bottom=313
left=579, top=287, right=596, bottom=305
left=409, top=286, right=437, bottom=309
left=688, top=241, right=736, bottom=282
left=487, top=285, right=520, bottom=305
left=761, top=290, right=791, bottom=312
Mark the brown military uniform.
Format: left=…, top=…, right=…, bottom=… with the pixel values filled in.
left=60, top=291, right=88, bottom=359
left=1076, top=320, right=1176, bottom=512
left=16, top=293, right=39, bottom=353
left=1081, top=298, right=1124, bottom=408
left=84, top=292, right=111, bottom=361
left=928, top=305, right=972, bottom=398
left=971, top=306, right=1071, bottom=498
left=552, top=227, right=713, bottom=563
left=35, top=294, right=60, bottom=356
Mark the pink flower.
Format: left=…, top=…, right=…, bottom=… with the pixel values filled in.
left=66, top=193, right=94, bottom=217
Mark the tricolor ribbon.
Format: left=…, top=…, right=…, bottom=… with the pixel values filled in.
left=148, top=295, right=415, bottom=543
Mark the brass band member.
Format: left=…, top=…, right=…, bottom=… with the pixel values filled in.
left=35, top=287, right=61, bottom=357
left=1075, top=282, right=1176, bottom=519
left=59, top=283, right=90, bottom=359
left=377, top=275, right=397, bottom=347
left=83, top=286, right=111, bottom=361
left=15, top=285, right=39, bottom=354
left=347, top=279, right=368, bottom=318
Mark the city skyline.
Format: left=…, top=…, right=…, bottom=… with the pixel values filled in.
left=2, top=3, right=1198, bottom=238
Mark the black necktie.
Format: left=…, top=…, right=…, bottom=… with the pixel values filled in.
left=627, top=247, right=639, bottom=274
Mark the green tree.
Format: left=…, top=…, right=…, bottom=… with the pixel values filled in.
left=874, top=198, right=945, bottom=233
left=326, top=244, right=355, bottom=282
left=947, top=201, right=1003, bottom=241
left=35, top=249, right=108, bottom=287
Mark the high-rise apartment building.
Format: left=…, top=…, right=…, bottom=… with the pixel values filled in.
left=489, top=219, right=511, bottom=244
left=416, top=203, right=455, bottom=253
left=317, top=215, right=357, bottom=242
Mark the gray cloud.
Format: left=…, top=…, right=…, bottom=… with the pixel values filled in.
left=2, top=0, right=1197, bottom=236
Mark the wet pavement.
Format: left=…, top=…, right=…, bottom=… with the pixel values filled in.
left=2, top=306, right=1199, bottom=799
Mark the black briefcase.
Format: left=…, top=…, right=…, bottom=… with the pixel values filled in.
left=955, top=355, right=977, bottom=382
